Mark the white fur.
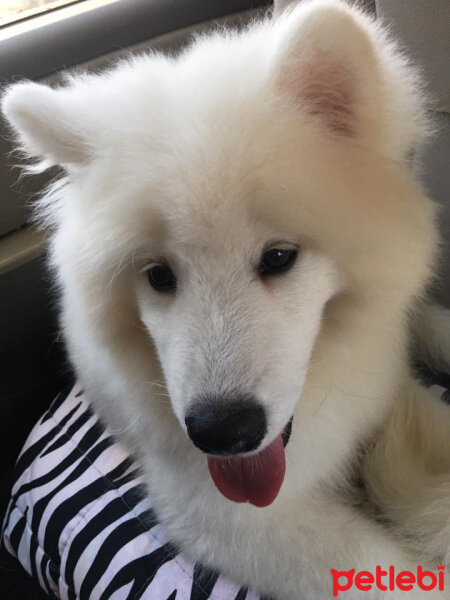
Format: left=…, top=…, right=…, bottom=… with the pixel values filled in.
left=3, top=1, right=449, bottom=597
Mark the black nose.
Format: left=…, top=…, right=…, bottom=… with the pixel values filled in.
left=185, top=396, right=267, bottom=456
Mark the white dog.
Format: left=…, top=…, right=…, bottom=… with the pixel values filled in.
left=3, top=1, right=449, bottom=597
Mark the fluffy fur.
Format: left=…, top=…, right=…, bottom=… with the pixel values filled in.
left=3, top=1, right=449, bottom=597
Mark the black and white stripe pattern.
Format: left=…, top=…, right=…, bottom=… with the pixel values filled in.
left=2, top=384, right=261, bottom=600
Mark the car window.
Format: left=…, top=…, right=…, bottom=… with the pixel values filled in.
left=0, top=0, right=81, bottom=27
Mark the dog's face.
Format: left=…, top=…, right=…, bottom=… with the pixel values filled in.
left=133, top=200, right=339, bottom=450
left=2, top=1, right=436, bottom=502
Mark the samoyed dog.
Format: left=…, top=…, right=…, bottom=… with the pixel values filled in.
left=3, top=0, right=450, bottom=597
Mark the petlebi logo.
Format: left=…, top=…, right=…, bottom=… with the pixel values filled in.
left=330, top=564, right=446, bottom=597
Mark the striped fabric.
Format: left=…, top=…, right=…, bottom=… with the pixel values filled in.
left=1, top=384, right=261, bottom=600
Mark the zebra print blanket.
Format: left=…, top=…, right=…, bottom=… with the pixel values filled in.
left=1, top=384, right=261, bottom=600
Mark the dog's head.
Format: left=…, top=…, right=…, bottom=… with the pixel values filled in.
left=2, top=1, right=437, bottom=504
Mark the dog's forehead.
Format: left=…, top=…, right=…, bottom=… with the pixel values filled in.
left=158, top=194, right=260, bottom=254
left=125, top=138, right=274, bottom=252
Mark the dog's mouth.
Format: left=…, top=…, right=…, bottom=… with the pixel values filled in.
left=207, top=416, right=293, bottom=508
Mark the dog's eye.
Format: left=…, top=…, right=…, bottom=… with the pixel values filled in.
left=259, top=249, right=297, bottom=275
left=147, top=264, right=176, bottom=292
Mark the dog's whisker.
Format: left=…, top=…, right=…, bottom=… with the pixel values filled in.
left=108, top=413, right=140, bottom=435
left=106, top=253, right=131, bottom=302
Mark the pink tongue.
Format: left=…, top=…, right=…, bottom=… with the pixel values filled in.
left=207, top=434, right=286, bottom=507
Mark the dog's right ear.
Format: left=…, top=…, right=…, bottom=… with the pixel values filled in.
left=2, top=81, right=92, bottom=168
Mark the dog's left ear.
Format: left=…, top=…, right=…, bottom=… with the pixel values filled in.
left=271, top=0, right=425, bottom=158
